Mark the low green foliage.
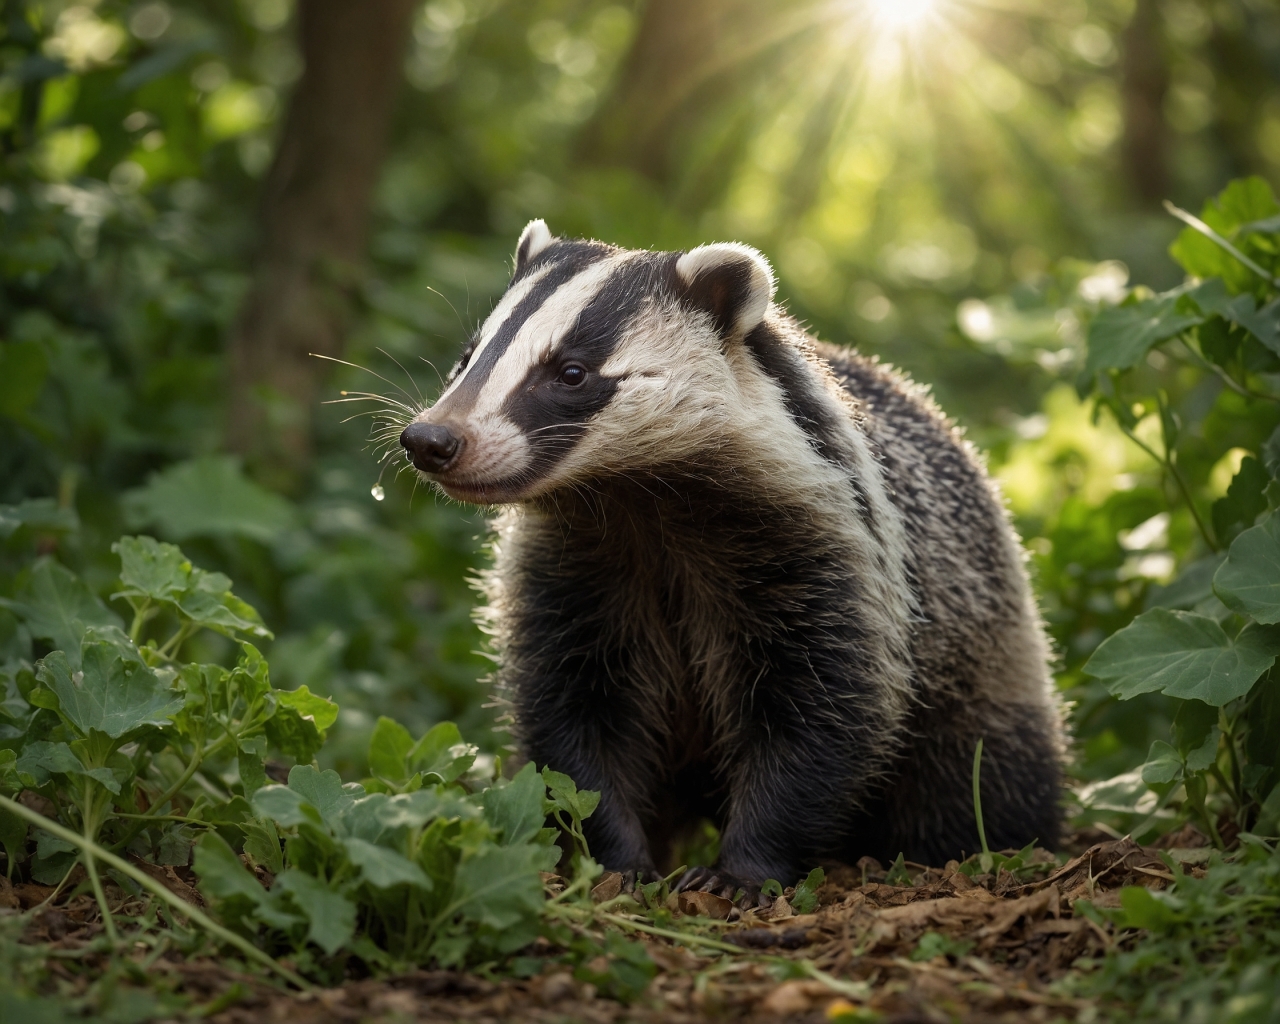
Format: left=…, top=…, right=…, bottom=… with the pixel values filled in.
left=1071, top=837, right=1280, bottom=1022
left=1077, top=178, right=1280, bottom=847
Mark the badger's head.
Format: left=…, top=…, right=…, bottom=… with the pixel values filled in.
left=399, top=220, right=776, bottom=504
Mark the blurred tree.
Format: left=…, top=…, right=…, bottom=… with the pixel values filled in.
left=1120, top=0, right=1170, bottom=206
left=226, top=0, right=416, bottom=488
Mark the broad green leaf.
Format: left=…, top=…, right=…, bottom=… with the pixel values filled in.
left=1184, top=727, right=1221, bottom=773
left=112, top=536, right=190, bottom=601
left=1146, top=554, right=1227, bottom=611
left=1085, top=608, right=1280, bottom=705
left=35, top=631, right=182, bottom=738
left=157, top=824, right=195, bottom=866
left=1116, top=885, right=1183, bottom=930
left=15, top=739, right=120, bottom=793
left=1140, top=740, right=1183, bottom=784
left=543, top=768, right=601, bottom=821
left=193, top=831, right=269, bottom=908
left=176, top=568, right=272, bottom=640
left=1187, top=279, right=1280, bottom=356
left=122, top=455, right=296, bottom=543
left=482, top=761, right=547, bottom=846
left=342, top=837, right=431, bottom=890
left=0, top=559, right=120, bottom=667
left=285, top=765, right=358, bottom=831
left=408, top=721, right=477, bottom=784
left=368, top=716, right=414, bottom=784
left=275, top=685, right=338, bottom=734
left=1086, top=294, right=1202, bottom=375
left=376, top=788, right=480, bottom=831
left=1215, top=514, right=1280, bottom=623
left=339, top=793, right=393, bottom=843
left=251, top=784, right=315, bottom=829
left=273, top=870, right=356, bottom=955
left=451, top=843, right=556, bottom=931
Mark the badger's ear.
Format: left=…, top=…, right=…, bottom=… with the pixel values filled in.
left=514, top=219, right=555, bottom=275
left=675, top=242, right=776, bottom=340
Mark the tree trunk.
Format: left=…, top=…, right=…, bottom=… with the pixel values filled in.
left=1120, top=0, right=1170, bottom=207
left=226, top=0, right=416, bottom=489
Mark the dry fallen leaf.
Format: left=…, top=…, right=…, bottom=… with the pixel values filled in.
left=677, top=890, right=734, bottom=919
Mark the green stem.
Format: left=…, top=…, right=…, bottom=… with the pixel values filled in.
left=0, top=792, right=310, bottom=991
left=1174, top=339, right=1280, bottom=404
left=593, top=911, right=743, bottom=954
left=972, top=738, right=989, bottom=856
left=1164, top=201, right=1280, bottom=288
left=1116, top=421, right=1218, bottom=552
left=113, top=813, right=209, bottom=825
left=81, top=786, right=118, bottom=942
left=112, top=733, right=233, bottom=853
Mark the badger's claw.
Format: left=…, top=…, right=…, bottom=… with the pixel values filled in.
left=674, top=866, right=767, bottom=908
left=619, top=868, right=662, bottom=893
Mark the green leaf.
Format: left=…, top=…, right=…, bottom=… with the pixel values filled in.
left=175, top=568, right=272, bottom=640
left=275, top=686, right=338, bottom=735
left=285, top=765, right=357, bottom=831
left=1086, top=294, right=1202, bottom=375
left=1140, top=740, right=1184, bottom=784
left=193, top=831, right=269, bottom=908
left=1211, top=456, right=1270, bottom=547
left=368, top=716, right=414, bottom=785
left=238, top=750, right=267, bottom=798
left=273, top=870, right=356, bottom=955
left=451, top=843, right=555, bottom=931
left=408, top=721, right=477, bottom=784
left=112, top=536, right=190, bottom=602
left=1085, top=608, right=1280, bottom=705
left=1171, top=177, right=1280, bottom=287
left=241, top=818, right=284, bottom=875
left=482, top=761, right=546, bottom=846
left=122, top=455, right=296, bottom=543
left=1187, top=279, right=1280, bottom=357
left=1115, top=885, right=1184, bottom=930
left=251, top=785, right=315, bottom=829
left=0, top=559, right=121, bottom=667
left=35, top=630, right=182, bottom=738
left=342, top=837, right=431, bottom=890
left=0, top=498, right=77, bottom=540
left=1214, top=514, right=1280, bottom=624
left=791, top=866, right=826, bottom=913
left=1146, top=554, right=1227, bottom=611
left=542, top=768, right=601, bottom=823
left=14, top=740, right=119, bottom=792
left=1184, top=727, right=1221, bottom=773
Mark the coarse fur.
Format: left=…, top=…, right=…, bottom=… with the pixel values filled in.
left=396, top=222, right=1064, bottom=889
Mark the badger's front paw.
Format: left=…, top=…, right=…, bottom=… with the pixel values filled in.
left=674, top=866, right=768, bottom=908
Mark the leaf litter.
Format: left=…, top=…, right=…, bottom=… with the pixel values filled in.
left=0, top=830, right=1209, bottom=1022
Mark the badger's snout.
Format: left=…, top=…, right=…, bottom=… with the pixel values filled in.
left=401, top=421, right=461, bottom=473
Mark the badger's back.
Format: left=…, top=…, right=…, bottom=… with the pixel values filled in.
left=817, top=342, right=1062, bottom=860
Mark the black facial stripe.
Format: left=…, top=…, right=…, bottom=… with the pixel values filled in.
left=742, top=322, right=847, bottom=467
left=503, top=253, right=679, bottom=479
left=447, top=242, right=615, bottom=408
left=511, top=238, right=613, bottom=285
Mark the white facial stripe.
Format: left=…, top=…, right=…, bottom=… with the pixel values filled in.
left=432, top=262, right=555, bottom=407
left=468, top=253, right=636, bottom=420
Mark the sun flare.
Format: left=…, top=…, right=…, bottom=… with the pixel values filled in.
left=866, top=0, right=940, bottom=32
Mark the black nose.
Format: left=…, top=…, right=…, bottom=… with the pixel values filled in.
left=401, top=421, right=460, bottom=472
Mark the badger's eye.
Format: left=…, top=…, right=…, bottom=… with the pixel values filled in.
left=558, top=363, right=587, bottom=387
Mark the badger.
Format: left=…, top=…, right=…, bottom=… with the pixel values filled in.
left=398, top=220, right=1063, bottom=895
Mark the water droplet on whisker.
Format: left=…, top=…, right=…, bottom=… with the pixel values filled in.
left=371, top=484, right=385, bottom=501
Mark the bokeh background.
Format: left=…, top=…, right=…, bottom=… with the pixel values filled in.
left=2, top=0, right=1278, bottom=796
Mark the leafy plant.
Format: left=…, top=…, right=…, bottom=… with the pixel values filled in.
left=1079, top=177, right=1280, bottom=845
left=0, top=536, right=336, bottom=938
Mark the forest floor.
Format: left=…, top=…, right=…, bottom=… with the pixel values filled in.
left=3, top=828, right=1211, bottom=1023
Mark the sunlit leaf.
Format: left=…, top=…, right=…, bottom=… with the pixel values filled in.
left=1085, top=609, right=1280, bottom=705
left=1215, top=514, right=1280, bottom=624
left=368, top=716, right=414, bottom=784
left=1086, top=294, right=1202, bottom=375
left=408, top=721, right=476, bottom=784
